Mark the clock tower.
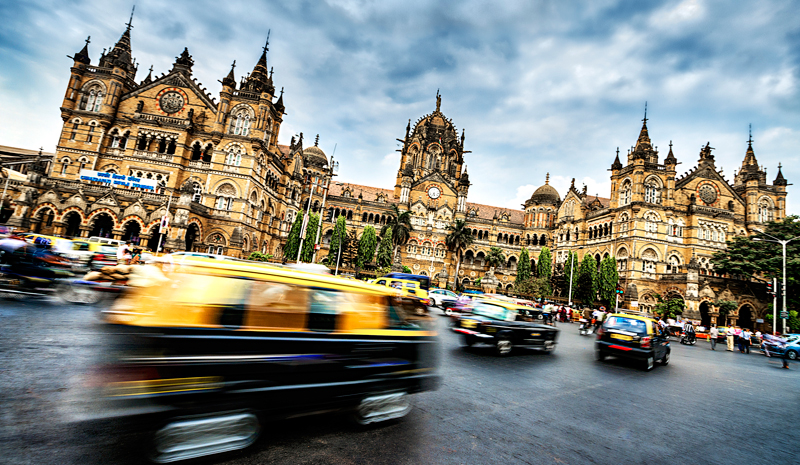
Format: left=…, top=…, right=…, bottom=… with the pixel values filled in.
left=394, top=92, right=470, bottom=218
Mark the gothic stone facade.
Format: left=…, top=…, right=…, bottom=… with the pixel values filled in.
left=5, top=24, right=328, bottom=257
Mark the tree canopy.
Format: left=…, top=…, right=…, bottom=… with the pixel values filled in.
left=376, top=227, right=393, bottom=268
left=598, top=256, right=619, bottom=308
left=515, top=247, right=532, bottom=286
left=326, top=215, right=347, bottom=268
left=575, top=253, right=598, bottom=304
left=299, top=213, right=320, bottom=263
left=381, top=205, right=413, bottom=259
left=356, top=225, right=378, bottom=270
left=537, top=247, right=553, bottom=295
left=712, top=215, right=800, bottom=311
left=283, top=214, right=304, bottom=262
left=445, top=219, right=474, bottom=289
left=485, top=247, right=505, bottom=269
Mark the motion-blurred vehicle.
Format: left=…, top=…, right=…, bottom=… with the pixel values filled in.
left=99, top=258, right=440, bottom=463
left=372, top=276, right=430, bottom=306
left=87, top=245, right=118, bottom=270
left=596, top=313, right=670, bottom=371
left=763, top=334, right=800, bottom=360
left=428, top=288, right=458, bottom=308
left=452, top=299, right=558, bottom=356
left=87, top=236, right=125, bottom=247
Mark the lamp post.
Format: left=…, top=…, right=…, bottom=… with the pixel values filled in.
left=753, top=229, right=800, bottom=334
left=311, top=154, right=339, bottom=263
left=567, top=247, right=582, bottom=306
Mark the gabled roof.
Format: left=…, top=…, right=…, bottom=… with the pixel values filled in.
left=123, top=69, right=217, bottom=111
left=675, top=163, right=744, bottom=204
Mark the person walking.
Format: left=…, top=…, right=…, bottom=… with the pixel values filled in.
left=726, top=324, right=735, bottom=351
left=116, top=242, right=129, bottom=265
left=709, top=324, right=719, bottom=350
left=740, top=328, right=752, bottom=354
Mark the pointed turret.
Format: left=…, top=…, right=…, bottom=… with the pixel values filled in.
left=664, top=140, right=677, bottom=165
left=243, top=34, right=274, bottom=94
left=72, top=36, right=91, bottom=65
left=611, top=147, right=623, bottom=170
left=99, top=18, right=135, bottom=74
left=141, top=65, right=153, bottom=85
left=171, top=47, right=194, bottom=74
left=274, top=87, right=285, bottom=113
left=635, top=108, right=652, bottom=151
left=742, top=126, right=758, bottom=168
left=221, top=61, right=236, bottom=88
left=774, top=163, right=787, bottom=186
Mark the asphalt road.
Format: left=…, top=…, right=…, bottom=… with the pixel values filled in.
left=1, top=299, right=797, bottom=465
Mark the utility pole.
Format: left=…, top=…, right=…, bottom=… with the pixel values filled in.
left=296, top=176, right=317, bottom=263
left=753, top=230, right=799, bottom=334
left=311, top=152, right=338, bottom=263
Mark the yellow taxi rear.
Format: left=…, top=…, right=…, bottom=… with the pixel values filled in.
left=595, top=313, right=670, bottom=371
left=101, top=258, right=439, bottom=462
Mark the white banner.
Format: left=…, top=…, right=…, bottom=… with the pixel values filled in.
left=79, top=169, right=158, bottom=191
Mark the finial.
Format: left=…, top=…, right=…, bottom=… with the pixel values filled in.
left=85, top=36, right=91, bottom=46
left=280, top=87, right=284, bottom=96
left=748, top=123, right=753, bottom=145
left=125, top=5, right=135, bottom=31
left=269, top=67, right=274, bottom=79
left=643, top=101, right=648, bottom=125
left=263, top=29, right=270, bottom=54
left=779, top=162, right=782, bottom=169
left=545, top=172, right=550, bottom=184
left=435, top=89, right=441, bottom=112
left=616, top=147, right=619, bottom=156
left=230, top=60, right=236, bottom=70
left=314, top=134, right=319, bottom=147
left=669, top=140, right=673, bottom=149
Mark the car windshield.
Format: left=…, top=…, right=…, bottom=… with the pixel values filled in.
left=98, top=245, right=118, bottom=254
left=472, top=303, right=516, bottom=322
left=605, top=316, right=648, bottom=334
left=403, top=282, right=417, bottom=288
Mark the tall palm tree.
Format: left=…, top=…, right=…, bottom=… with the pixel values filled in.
left=445, top=219, right=474, bottom=290
left=381, top=204, right=413, bottom=262
left=485, top=246, right=506, bottom=270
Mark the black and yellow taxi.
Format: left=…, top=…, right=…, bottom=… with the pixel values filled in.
left=99, top=258, right=439, bottom=463
left=595, top=313, right=670, bottom=371
left=452, top=299, right=558, bottom=355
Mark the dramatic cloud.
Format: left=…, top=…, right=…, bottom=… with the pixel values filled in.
left=1, top=0, right=798, bottom=212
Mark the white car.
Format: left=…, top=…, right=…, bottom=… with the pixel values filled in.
left=428, top=288, right=459, bottom=308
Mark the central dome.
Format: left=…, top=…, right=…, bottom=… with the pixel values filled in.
left=303, top=135, right=328, bottom=167
left=529, top=174, right=560, bottom=204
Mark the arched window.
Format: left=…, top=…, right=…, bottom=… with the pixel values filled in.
left=69, top=120, right=80, bottom=140
left=60, top=157, right=71, bottom=175
left=642, top=249, right=657, bottom=274
left=645, top=212, right=659, bottom=235
left=225, top=146, right=243, bottom=166
left=758, top=198, right=773, bottom=223
left=229, top=106, right=253, bottom=137
left=86, top=123, right=96, bottom=143
left=192, top=182, right=202, bottom=203
left=667, top=255, right=681, bottom=273
left=620, top=180, right=632, bottom=205
left=644, top=178, right=661, bottom=204
left=80, top=84, right=104, bottom=112
left=78, top=157, right=88, bottom=172
left=616, top=249, right=629, bottom=272
left=215, top=183, right=236, bottom=211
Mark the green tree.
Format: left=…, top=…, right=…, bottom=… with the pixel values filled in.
left=515, top=276, right=552, bottom=299
left=326, top=216, right=347, bottom=268
left=445, top=219, right=474, bottom=290
left=598, top=256, right=620, bottom=308
left=712, top=215, right=800, bottom=311
left=376, top=227, right=393, bottom=268
left=515, top=247, right=532, bottom=286
left=283, top=214, right=304, bottom=262
left=247, top=251, right=273, bottom=262
left=381, top=205, right=413, bottom=262
left=716, top=300, right=737, bottom=324
left=299, top=213, right=320, bottom=263
left=653, top=294, right=685, bottom=319
left=537, top=247, right=553, bottom=296
left=356, top=225, right=378, bottom=270
left=401, top=265, right=412, bottom=274
left=575, top=253, right=598, bottom=304
left=485, top=246, right=505, bottom=269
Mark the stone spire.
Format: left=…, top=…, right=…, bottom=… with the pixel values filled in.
left=141, top=65, right=153, bottom=85
left=664, top=140, right=677, bottom=165
left=171, top=48, right=194, bottom=74
left=99, top=10, right=136, bottom=74
left=222, top=61, right=236, bottom=88
left=244, top=33, right=274, bottom=94
left=274, top=87, right=285, bottom=113
left=611, top=147, right=623, bottom=170
left=774, top=163, right=787, bottom=186
left=72, top=36, right=91, bottom=65
left=634, top=103, right=653, bottom=151
left=742, top=124, right=758, bottom=168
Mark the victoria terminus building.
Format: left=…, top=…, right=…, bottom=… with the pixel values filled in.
left=0, top=20, right=790, bottom=329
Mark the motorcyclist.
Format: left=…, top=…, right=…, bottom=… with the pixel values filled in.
left=682, top=320, right=696, bottom=343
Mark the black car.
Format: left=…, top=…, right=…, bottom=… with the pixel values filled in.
left=595, top=313, right=670, bottom=371
left=452, top=300, right=559, bottom=355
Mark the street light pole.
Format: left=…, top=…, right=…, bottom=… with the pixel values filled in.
left=568, top=250, right=577, bottom=306
left=312, top=154, right=338, bottom=263
left=753, top=230, right=800, bottom=334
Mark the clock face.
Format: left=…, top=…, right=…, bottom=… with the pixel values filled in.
left=699, top=184, right=717, bottom=205
left=428, top=186, right=441, bottom=199
left=159, top=91, right=185, bottom=114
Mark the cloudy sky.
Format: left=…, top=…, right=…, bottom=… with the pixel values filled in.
left=1, top=0, right=799, bottom=213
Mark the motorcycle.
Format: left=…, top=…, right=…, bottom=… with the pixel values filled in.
left=680, top=331, right=697, bottom=345
left=579, top=319, right=594, bottom=336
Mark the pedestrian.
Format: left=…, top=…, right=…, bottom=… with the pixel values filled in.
left=116, top=242, right=129, bottom=265
left=726, top=324, right=735, bottom=351
left=709, top=324, right=719, bottom=350
left=740, top=328, right=752, bottom=354
left=732, top=326, right=742, bottom=352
